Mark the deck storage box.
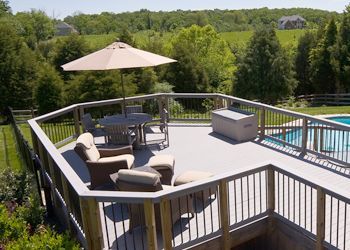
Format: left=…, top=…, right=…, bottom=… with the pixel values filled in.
left=212, top=107, right=258, bottom=142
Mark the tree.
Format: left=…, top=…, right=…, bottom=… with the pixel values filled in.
left=295, top=31, right=317, bottom=95
left=310, top=18, right=338, bottom=93
left=118, top=27, right=135, bottom=46
left=168, top=25, right=235, bottom=94
left=0, top=0, right=10, bottom=15
left=65, top=71, right=137, bottom=104
left=15, top=10, right=54, bottom=47
left=34, top=64, right=63, bottom=114
left=52, top=34, right=90, bottom=80
left=234, top=27, right=296, bottom=104
left=335, top=5, right=350, bottom=92
left=0, top=21, right=38, bottom=111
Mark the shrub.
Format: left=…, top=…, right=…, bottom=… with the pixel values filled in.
left=0, top=204, right=28, bottom=246
left=0, top=168, right=32, bottom=204
left=5, top=228, right=80, bottom=250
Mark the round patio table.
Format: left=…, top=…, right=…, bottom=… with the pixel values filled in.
left=99, top=113, right=152, bottom=147
left=99, top=113, right=152, bottom=126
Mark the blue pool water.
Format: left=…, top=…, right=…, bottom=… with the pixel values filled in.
left=271, top=116, right=350, bottom=152
left=329, top=116, right=350, bottom=125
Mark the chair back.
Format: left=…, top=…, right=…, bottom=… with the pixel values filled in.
left=125, top=105, right=143, bottom=114
left=82, top=113, right=96, bottom=132
left=105, top=124, right=134, bottom=145
left=160, top=108, right=169, bottom=124
left=74, top=132, right=100, bottom=162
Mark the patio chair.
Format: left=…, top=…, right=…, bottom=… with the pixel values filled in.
left=74, top=132, right=135, bottom=189
left=110, top=169, right=193, bottom=232
left=143, top=108, right=169, bottom=147
left=81, top=113, right=107, bottom=139
left=125, top=105, right=143, bottom=114
left=104, top=124, right=137, bottom=146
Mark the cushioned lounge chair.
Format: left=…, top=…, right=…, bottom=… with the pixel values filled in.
left=110, top=169, right=193, bottom=232
left=74, top=132, right=134, bottom=189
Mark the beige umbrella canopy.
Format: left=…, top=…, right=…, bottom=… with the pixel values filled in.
left=61, top=42, right=176, bottom=116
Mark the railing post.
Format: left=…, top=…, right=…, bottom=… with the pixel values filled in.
left=160, top=198, right=173, bottom=250
left=313, top=127, right=319, bottom=152
left=37, top=140, right=54, bottom=217
left=260, top=108, right=266, bottom=139
left=267, top=166, right=275, bottom=215
left=61, top=173, right=73, bottom=232
left=219, top=180, right=230, bottom=250
left=79, top=106, right=85, bottom=121
left=144, top=199, right=158, bottom=250
left=73, top=107, right=81, bottom=137
left=80, top=197, right=104, bottom=250
left=316, top=187, right=326, bottom=250
left=301, top=117, right=308, bottom=154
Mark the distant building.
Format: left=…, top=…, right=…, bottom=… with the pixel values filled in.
left=278, top=15, right=306, bottom=30
left=55, top=21, right=78, bottom=36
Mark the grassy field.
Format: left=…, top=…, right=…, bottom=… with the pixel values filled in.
left=287, top=106, right=350, bottom=116
left=81, top=29, right=310, bottom=50
left=0, top=125, right=24, bottom=171
left=220, top=29, right=309, bottom=47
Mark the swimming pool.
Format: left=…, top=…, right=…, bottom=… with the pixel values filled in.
left=271, top=116, right=350, bottom=152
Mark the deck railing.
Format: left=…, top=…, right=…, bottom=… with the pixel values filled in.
left=28, top=93, right=350, bottom=249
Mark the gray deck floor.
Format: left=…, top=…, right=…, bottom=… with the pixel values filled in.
left=59, top=124, right=350, bottom=249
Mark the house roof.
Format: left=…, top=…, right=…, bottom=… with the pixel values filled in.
left=278, top=15, right=306, bottom=22
left=56, top=21, right=77, bottom=31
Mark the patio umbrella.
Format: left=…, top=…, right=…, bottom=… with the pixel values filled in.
left=61, top=42, right=176, bottom=116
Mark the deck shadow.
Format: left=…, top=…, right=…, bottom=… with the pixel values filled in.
left=208, top=132, right=240, bottom=145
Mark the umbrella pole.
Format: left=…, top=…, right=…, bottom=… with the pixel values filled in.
left=121, top=71, right=127, bottom=117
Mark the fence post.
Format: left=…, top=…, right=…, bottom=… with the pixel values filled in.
left=219, top=180, right=230, bottom=250
left=80, top=197, right=104, bottom=250
left=260, top=108, right=266, bottom=139
left=267, top=166, right=275, bottom=215
left=73, top=107, right=81, bottom=137
left=301, top=117, right=308, bottom=154
left=160, top=198, right=173, bottom=250
left=144, top=199, right=158, bottom=250
left=316, top=187, right=326, bottom=250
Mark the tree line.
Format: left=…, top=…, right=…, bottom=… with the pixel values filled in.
left=64, top=8, right=341, bottom=34
left=1, top=0, right=350, bottom=115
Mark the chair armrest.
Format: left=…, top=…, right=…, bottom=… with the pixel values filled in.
left=86, top=160, right=129, bottom=189
left=98, top=145, right=133, bottom=157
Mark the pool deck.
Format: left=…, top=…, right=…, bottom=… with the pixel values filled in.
left=59, top=124, right=350, bottom=249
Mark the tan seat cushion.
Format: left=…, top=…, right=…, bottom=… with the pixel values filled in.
left=148, top=155, right=175, bottom=170
left=98, top=154, right=134, bottom=168
left=175, top=170, right=214, bottom=186
left=118, top=169, right=160, bottom=185
left=76, top=132, right=100, bottom=162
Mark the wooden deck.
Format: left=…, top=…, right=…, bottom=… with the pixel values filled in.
left=59, top=124, right=350, bottom=249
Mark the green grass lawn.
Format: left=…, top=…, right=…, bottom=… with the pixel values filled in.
left=287, top=106, right=350, bottom=116
left=81, top=29, right=310, bottom=50
left=220, top=29, right=309, bottom=47
left=18, top=123, right=33, bottom=147
left=0, top=125, right=24, bottom=171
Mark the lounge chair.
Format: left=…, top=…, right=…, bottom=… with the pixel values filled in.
left=74, top=132, right=135, bottom=189
left=110, top=169, right=193, bottom=232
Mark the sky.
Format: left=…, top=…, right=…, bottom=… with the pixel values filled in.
left=8, top=0, right=350, bottom=19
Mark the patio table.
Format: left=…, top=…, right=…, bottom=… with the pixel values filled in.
left=99, top=113, right=152, bottom=147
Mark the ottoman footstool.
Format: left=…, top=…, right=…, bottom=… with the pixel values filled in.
left=148, top=155, right=175, bottom=185
left=174, top=170, right=216, bottom=203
